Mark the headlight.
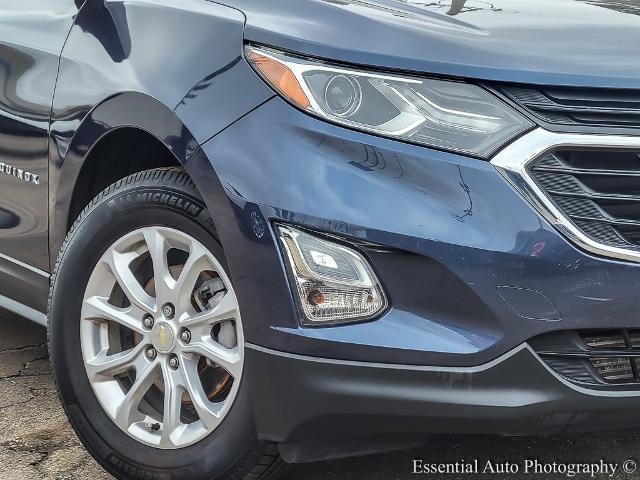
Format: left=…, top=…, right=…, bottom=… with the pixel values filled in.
left=246, top=45, right=533, bottom=158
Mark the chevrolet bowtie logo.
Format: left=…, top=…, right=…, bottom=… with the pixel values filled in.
left=158, top=324, right=169, bottom=348
left=0, top=162, right=39, bottom=185
left=152, top=323, right=174, bottom=353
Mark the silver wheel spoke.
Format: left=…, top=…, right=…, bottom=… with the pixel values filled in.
left=83, top=295, right=146, bottom=334
left=142, top=228, right=174, bottom=304
left=174, top=243, right=209, bottom=313
left=103, top=249, right=156, bottom=314
left=115, top=356, right=159, bottom=431
left=179, top=291, right=239, bottom=328
left=181, top=356, right=223, bottom=430
left=160, top=361, right=186, bottom=448
left=184, top=338, right=243, bottom=379
left=85, top=343, right=145, bottom=381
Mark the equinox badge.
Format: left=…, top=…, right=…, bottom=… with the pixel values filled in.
left=0, top=162, right=39, bottom=185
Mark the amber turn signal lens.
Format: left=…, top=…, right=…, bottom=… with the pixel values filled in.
left=246, top=48, right=310, bottom=109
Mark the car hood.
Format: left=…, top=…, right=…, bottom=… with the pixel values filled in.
left=232, top=0, right=640, bottom=89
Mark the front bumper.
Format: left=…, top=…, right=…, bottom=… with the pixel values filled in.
left=181, top=93, right=640, bottom=459
left=247, top=342, right=640, bottom=462
left=190, top=96, right=640, bottom=367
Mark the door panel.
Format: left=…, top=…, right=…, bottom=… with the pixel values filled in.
left=0, top=1, right=79, bottom=272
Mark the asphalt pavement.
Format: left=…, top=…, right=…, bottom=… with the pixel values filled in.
left=2, top=309, right=640, bottom=480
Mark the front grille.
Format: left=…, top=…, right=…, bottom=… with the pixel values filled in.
left=530, top=329, right=640, bottom=388
left=529, top=149, right=640, bottom=250
left=500, top=85, right=640, bottom=132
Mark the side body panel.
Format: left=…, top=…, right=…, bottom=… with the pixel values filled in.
left=49, top=0, right=273, bottom=267
left=0, top=0, right=78, bottom=314
left=0, top=1, right=77, bottom=271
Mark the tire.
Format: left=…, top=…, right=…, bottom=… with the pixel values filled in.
left=48, top=168, right=285, bottom=480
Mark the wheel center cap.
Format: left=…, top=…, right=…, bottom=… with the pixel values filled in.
left=151, top=322, right=175, bottom=353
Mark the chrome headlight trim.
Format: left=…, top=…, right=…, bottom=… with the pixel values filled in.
left=491, top=128, right=640, bottom=263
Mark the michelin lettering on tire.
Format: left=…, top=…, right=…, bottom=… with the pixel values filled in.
left=107, top=188, right=205, bottom=218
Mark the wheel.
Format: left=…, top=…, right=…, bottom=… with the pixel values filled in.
left=48, top=168, right=285, bottom=480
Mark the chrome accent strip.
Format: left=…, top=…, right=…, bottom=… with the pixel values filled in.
left=491, top=128, right=640, bottom=263
left=0, top=294, right=47, bottom=326
left=0, top=252, right=50, bottom=277
left=246, top=342, right=528, bottom=372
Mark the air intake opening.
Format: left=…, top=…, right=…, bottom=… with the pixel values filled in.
left=531, top=329, right=640, bottom=389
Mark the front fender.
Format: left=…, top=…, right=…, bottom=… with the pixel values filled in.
left=49, top=0, right=273, bottom=266
left=49, top=91, right=201, bottom=261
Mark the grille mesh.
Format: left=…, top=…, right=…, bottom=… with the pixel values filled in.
left=530, top=149, right=640, bottom=251
left=543, top=357, right=595, bottom=385
left=534, top=172, right=585, bottom=194
left=573, top=221, right=629, bottom=247
left=501, top=85, right=640, bottom=131
left=553, top=197, right=605, bottom=219
left=536, top=154, right=564, bottom=168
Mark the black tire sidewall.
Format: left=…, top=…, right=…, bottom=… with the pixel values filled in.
left=49, top=172, right=258, bottom=480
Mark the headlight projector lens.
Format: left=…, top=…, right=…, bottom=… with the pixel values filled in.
left=324, top=74, right=361, bottom=117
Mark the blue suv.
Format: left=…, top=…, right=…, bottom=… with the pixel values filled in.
left=1, top=0, right=640, bottom=478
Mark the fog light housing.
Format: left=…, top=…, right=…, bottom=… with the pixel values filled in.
left=277, top=225, right=387, bottom=325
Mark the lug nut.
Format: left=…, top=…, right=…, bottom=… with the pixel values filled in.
left=169, top=356, right=179, bottom=370
left=146, top=347, right=157, bottom=360
left=143, top=315, right=154, bottom=329
left=180, top=329, right=191, bottom=343
left=162, top=303, right=175, bottom=319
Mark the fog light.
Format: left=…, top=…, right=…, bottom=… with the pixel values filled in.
left=277, top=225, right=387, bottom=325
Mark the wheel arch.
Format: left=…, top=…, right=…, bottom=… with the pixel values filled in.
left=49, top=91, right=216, bottom=270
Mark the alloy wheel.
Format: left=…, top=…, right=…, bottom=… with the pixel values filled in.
left=80, top=226, right=243, bottom=449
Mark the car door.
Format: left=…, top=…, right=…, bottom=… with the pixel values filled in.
left=0, top=1, right=79, bottom=314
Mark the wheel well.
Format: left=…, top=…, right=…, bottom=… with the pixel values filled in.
left=67, top=128, right=182, bottom=230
